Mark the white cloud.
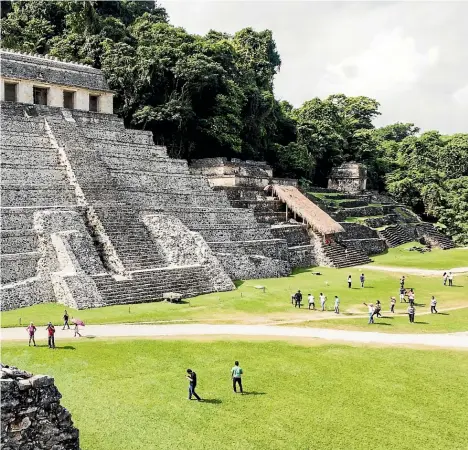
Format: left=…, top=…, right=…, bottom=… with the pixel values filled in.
left=317, top=28, right=439, bottom=98
left=453, top=84, right=468, bottom=106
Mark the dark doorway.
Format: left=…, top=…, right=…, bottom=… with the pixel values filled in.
left=63, top=91, right=75, bottom=109
left=4, top=82, right=17, bottom=102
left=33, top=87, right=48, bottom=105
left=89, top=95, right=99, bottom=112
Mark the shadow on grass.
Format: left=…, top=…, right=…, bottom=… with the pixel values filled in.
left=414, top=322, right=429, bottom=324
left=36, top=345, right=76, bottom=350
left=435, top=312, right=449, bottom=316
left=372, top=322, right=392, bottom=326
left=242, top=391, right=267, bottom=396
left=234, top=280, right=245, bottom=288
left=200, top=399, right=222, bottom=404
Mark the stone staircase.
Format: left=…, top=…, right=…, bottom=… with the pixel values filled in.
left=322, top=241, right=371, bottom=268
left=378, top=224, right=415, bottom=248
left=93, top=206, right=168, bottom=271
left=90, top=265, right=213, bottom=306
left=415, top=224, right=456, bottom=249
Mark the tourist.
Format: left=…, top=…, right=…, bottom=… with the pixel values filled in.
left=347, top=275, right=352, bottom=289
left=360, top=273, right=365, bottom=288
left=407, top=305, right=415, bottom=323
left=26, top=322, right=37, bottom=347
left=308, top=294, right=315, bottom=310
left=294, top=290, right=302, bottom=308
left=400, top=276, right=406, bottom=289
left=390, top=296, right=396, bottom=313
left=46, top=322, right=56, bottom=349
left=334, top=296, right=340, bottom=314
left=408, top=289, right=415, bottom=307
left=399, top=287, right=406, bottom=303
left=448, top=272, right=454, bottom=287
left=363, top=303, right=374, bottom=324
left=186, top=369, right=202, bottom=401
left=373, top=300, right=382, bottom=318
left=430, top=296, right=438, bottom=314
left=443, top=272, right=448, bottom=286
left=62, top=310, right=70, bottom=330
left=74, top=322, right=82, bottom=338
left=320, top=293, right=326, bottom=311
left=231, top=361, right=244, bottom=394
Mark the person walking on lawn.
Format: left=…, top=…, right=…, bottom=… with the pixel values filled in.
left=46, top=322, right=56, bottom=349
left=448, top=272, right=454, bottom=287
left=400, top=276, right=406, bottom=289
left=390, top=296, right=396, bottom=313
left=186, top=369, right=202, bottom=401
left=334, top=296, right=340, bottom=314
left=308, top=294, right=315, bottom=310
left=74, top=322, right=82, bottom=337
left=320, top=293, right=326, bottom=311
left=347, top=275, right=352, bottom=289
left=443, top=272, right=448, bottom=286
left=360, top=273, right=365, bottom=288
left=26, top=322, right=37, bottom=347
left=373, top=300, right=382, bottom=318
left=364, top=303, right=374, bottom=324
left=294, top=290, right=302, bottom=308
left=399, top=287, right=406, bottom=303
left=62, top=310, right=70, bottom=330
left=430, top=296, right=438, bottom=314
left=408, top=305, right=416, bottom=323
left=231, top=361, right=244, bottom=394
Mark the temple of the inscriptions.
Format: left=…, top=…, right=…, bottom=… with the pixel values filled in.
left=0, top=50, right=456, bottom=311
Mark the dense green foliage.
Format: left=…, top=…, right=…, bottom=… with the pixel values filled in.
left=1, top=1, right=467, bottom=241
left=3, top=340, right=468, bottom=449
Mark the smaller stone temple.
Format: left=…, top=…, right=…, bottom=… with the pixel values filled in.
left=190, top=157, right=297, bottom=188
left=328, top=162, right=367, bottom=193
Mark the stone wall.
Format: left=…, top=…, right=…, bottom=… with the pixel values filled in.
left=1, top=364, right=80, bottom=450
left=341, top=238, right=387, bottom=256
left=328, top=162, right=367, bottom=193
left=337, top=222, right=379, bottom=239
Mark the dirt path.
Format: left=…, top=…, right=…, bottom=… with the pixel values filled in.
left=358, top=265, right=468, bottom=276
left=2, top=323, right=467, bottom=349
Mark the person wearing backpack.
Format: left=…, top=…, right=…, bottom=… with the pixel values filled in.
left=231, top=361, right=244, bottom=394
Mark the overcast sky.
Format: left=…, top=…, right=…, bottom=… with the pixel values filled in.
left=161, top=1, right=468, bottom=134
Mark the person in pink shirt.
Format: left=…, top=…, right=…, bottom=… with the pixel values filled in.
left=26, top=322, right=37, bottom=347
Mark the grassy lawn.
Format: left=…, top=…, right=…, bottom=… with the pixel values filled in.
left=2, top=339, right=468, bottom=450
left=293, top=307, right=468, bottom=333
left=371, top=242, right=468, bottom=270
left=2, top=268, right=467, bottom=332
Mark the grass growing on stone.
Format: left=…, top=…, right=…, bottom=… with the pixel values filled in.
left=371, top=243, right=468, bottom=270
left=2, top=268, right=467, bottom=332
left=2, top=339, right=468, bottom=450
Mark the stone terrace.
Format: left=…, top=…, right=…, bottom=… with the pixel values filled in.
left=1, top=102, right=291, bottom=310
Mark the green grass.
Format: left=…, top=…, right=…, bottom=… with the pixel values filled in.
left=2, top=339, right=468, bottom=450
left=344, top=215, right=385, bottom=223
left=295, top=306, right=468, bottom=333
left=371, top=243, right=468, bottom=270
left=2, top=267, right=467, bottom=333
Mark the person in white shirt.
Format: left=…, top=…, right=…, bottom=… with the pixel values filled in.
left=320, top=293, right=326, bottom=311
left=347, top=275, right=352, bottom=289
left=430, top=296, right=438, bottom=314
left=448, top=272, right=454, bottom=286
left=334, top=296, right=340, bottom=314
left=308, top=294, right=315, bottom=310
left=363, top=302, right=374, bottom=324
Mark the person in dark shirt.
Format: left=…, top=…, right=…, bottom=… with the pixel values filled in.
left=407, top=306, right=415, bottom=323
left=186, top=369, right=202, bottom=401
left=294, top=290, right=302, bottom=308
left=62, top=310, right=70, bottom=330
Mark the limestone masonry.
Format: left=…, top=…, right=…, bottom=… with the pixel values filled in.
left=1, top=364, right=80, bottom=450
left=0, top=50, right=456, bottom=311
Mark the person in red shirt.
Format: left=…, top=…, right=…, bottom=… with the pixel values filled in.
left=46, top=322, right=56, bottom=349
left=26, top=322, right=37, bottom=347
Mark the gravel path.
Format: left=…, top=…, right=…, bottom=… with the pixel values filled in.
left=2, top=324, right=467, bottom=349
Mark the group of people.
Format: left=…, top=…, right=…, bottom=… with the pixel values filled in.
left=291, top=291, right=340, bottom=313
left=443, top=272, right=454, bottom=286
left=186, top=361, right=244, bottom=401
left=25, top=310, right=82, bottom=347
